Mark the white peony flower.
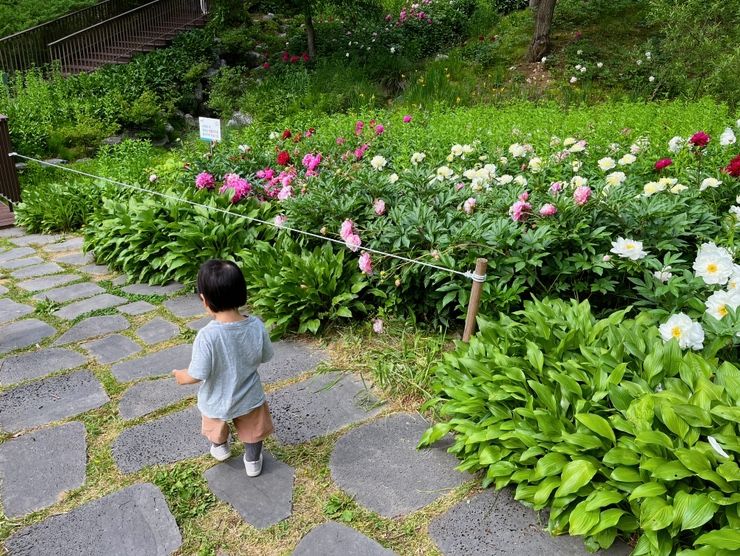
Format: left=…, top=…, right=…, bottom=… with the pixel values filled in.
left=659, top=313, right=704, bottom=350
left=370, top=155, right=387, bottom=170
left=720, top=127, right=737, bottom=146
left=693, top=242, right=734, bottom=285
left=730, top=205, right=740, bottom=223
left=529, top=157, right=543, bottom=172
left=462, top=144, right=474, bottom=154
left=643, top=181, right=665, bottom=197
left=570, top=76, right=578, bottom=84
left=563, top=137, right=577, bottom=147
left=648, top=76, right=655, bottom=82
left=668, top=136, right=685, bottom=153
left=670, top=183, right=688, bottom=194
left=497, top=174, right=513, bottom=185
left=597, top=62, right=603, bottom=68
left=700, top=177, right=722, bottom=191
left=388, top=173, right=399, bottom=184
left=598, top=157, right=616, bottom=171
left=580, top=66, right=587, bottom=73
left=569, top=140, right=587, bottom=153
left=572, top=160, right=583, bottom=172
left=654, top=266, right=673, bottom=282
left=411, top=152, right=426, bottom=165
left=514, top=175, right=528, bottom=187
left=269, top=131, right=280, bottom=140
left=446, top=154, right=454, bottom=162
left=619, top=153, right=636, bottom=165
left=451, top=144, right=464, bottom=157
left=508, top=143, right=527, bottom=158
left=605, top=171, right=626, bottom=187
left=727, top=265, right=740, bottom=290
left=705, top=289, right=740, bottom=320
left=610, top=237, right=648, bottom=260
left=571, top=175, right=588, bottom=188
left=436, top=166, right=454, bottom=180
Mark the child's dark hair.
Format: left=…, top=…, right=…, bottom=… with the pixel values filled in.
left=196, top=260, right=247, bottom=312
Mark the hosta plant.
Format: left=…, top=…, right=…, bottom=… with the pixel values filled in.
left=420, top=298, right=740, bottom=555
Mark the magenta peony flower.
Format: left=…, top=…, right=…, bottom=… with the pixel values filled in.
left=358, top=251, right=373, bottom=274
left=277, top=185, right=294, bottom=201
left=274, top=214, right=287, bottom=227
left=375, top=124, right=385, bottom=135
left=256, top=167, right=275, bottom=180
left=336, top=136, right=346, bottom=145
left=354, top=120, right=365, bottom=136
left=654, top=158, right=673, bottom=171
left=463, top=197, right=476, bottom=214
left=689, top=131, right=710, bottom=148
left=302, top=153, right=322, bottom=172
left=403, top=115, right=412, bottom=123
left=340, top=219, right=355, bottom=241
left=549, top=181, right=564, bottom=195
left=372, top=318, right=384, bottom=333
left=725, top=153, right=740, bottom=177
left=345, top=234, right=362, bottom=252
left=509, top=200, right=531, bottom=221
left=195, top=172, right=215, bottom=190
left=539, top=203, right=557, bottom=217
left=573, top=185, right=592, bottom=205
left=373, top=199, right=386, bottom=215
left=518, top=191, right=529, bottom=202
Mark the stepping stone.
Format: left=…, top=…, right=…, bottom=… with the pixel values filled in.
left=330, top=413, right=467, bottom=518
left=82, top=334, right=141, bottom=364
left=111, top=406, right=208, bottom=473
left=118, top=300, right=156, bottom=316
left=54, top=315, right=130, bottom=345
left=33, top=282, right=104, bottom=303
left=122, top=282, right=184, bottom=296
left=429, top=489, right=631, bottom=556
left=0, top=347, right=86, bottom=385
left=10, top=233, right=63, bottom=246
left=164, top=294, right=205, bottom=318
left=112, top=275, right=128, bottom=286
left=0, top=319, right=56, bottom=355
left=16, top=273, right=79, bottom=292
left=293, top=522, right=397, bottom=556
left=136, top=317, right=180, bottom=345
left=205, top=452, right=294, bottom=529
left=111, top=344, right=192, bottom=382
left=79, top=263, right=111, bottom=275
left=0, top=246, right=35, bottom=262
left=54, top=252, right=94, bottom=265
left=4, top=483, right=182, bottom=555
left=0, top=298, right=33, bottom=324
left=0, top=422, right=87, bottom=517
left=187, top=316, right=212, bottom=331
left=43, top=237, right=84, bottom=253
left=52, top=293, right=127, bottom=320
left=0, top=370, right=109, bottom=432
left=260, top=341, right=329, bottom=384
left=0, top=227, right=24, bottom=238
left=11, top=262, right=64, bottom=279
left=119, top=377, right=198, bottom=420
left=0, top=255, right=43, bottom=270
left=0, top=284, right=7, bottom=294
left=267, top=372, right=383, bottom=445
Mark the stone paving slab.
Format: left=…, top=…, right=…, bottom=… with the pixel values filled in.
left=136, top=317, right=180, bottom=345
left=10, top=261, right=64, bottom=279
left=4, top=483, right=182, bottom=555
left=52, top=293, right=127, bottom=320
left=429, top=488, right=631, bottom=556
left=16, top=273, right=80, bottom=292
left=54, top=251, right=94, bottom=265
left=164, top=294, right=205, bottom=318
left=82, top=334, right=141, bottom=364
left=0, top=298, right=33, bottom=324
left=0, top=422, right=87, bottom=517
left=118, top=377, right=198, bottom=421
left=33, top=282, right=104, bottom=303
left=54, top=314, right=130, bottom=345
left=9, top=233, right=63, bottom=246
left=0, top=347, right=87, bottom=385
left=187, top=316, right=212, bottom=331
left=118, top=300, right=156, bottom=315
left=292, top=522, right=397, bottom=556
left=267, top=372, right=383, bottom=445
left=330, top=413, right=467, bottom=518
left=204, top=451, right=294, bottom=529
left=0, top=227, right=25, bottom=238
left=122, top=282, right=184, bottom=296
left=0, top=319, right=56, bottom=355
left=79, top=263, right=112, bottom=275
left=111, top=406, right=209, bottom=473
left=0, top=284, right=8, bottom=295
left=111, top=344, right=192, bottom=382
left=258, top=340, right=329, bottom=384
left=0, top=370, right=109, bottom=432
left=43, top=237, right=84, bottom=253
left=0, top=246, right=35, bottom=263
left=0, top=255, right=43, bottom=270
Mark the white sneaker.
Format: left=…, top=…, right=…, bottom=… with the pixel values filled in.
left=210, top=442, right=230, bottom=461
left=244, top=453, right=263, bottom=477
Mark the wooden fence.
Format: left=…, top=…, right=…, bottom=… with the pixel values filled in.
left=0, top=115, right=20, bottom=207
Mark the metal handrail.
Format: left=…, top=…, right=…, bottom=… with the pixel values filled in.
left=0, top=0, right=118, bottom=42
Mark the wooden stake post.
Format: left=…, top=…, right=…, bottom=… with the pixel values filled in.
left=462, top=258, right=488, bottom=342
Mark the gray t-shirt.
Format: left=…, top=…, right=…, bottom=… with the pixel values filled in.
left=188, top=316, right=274, bottom=420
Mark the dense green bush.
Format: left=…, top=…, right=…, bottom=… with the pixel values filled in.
left=15, top=179, right=108, bottom=233
left=421, top=298, right=740, bottom=554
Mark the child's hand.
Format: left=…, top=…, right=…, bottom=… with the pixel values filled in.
left=172, top=369, right=192, bottom=385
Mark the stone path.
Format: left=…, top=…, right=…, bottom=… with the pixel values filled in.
left=0, top=229, right=631, bottom=555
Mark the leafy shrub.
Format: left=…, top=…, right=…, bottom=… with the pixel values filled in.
left=237, top=236, right=375, bottom=337
left=15, top=179, right=108, bottom=233
left=491, top=0, right=528, bottom=14
left=421, top=298, right=740, bottom=554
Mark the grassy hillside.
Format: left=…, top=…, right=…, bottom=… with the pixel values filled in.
left=0, top=0, right=98, bottom=37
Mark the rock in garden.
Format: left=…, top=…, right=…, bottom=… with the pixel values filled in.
left=293, top=522, right=397, bottom=556
left=0, top=347, right=86, bottom=385
left=0, top=319, right=56, bottom=354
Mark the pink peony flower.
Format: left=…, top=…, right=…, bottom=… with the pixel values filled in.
left=195, top=172, right=215, bottom=190
left=539, top=203, right=557, bottom=217
left=689, top=131, right=710, bottom=148
left=274, top=214, right=287, bottom=227
left=263, top=62, right=270, bottom=69
left=654, top=158, right=673, bottom=171
left=302, top=152, right=322, bottom=172
left=372, top=318, right=384, bottom=333
left=219, top=174, right=251, bottom=203
left=354, top=144, right=370, bottom=160
left=373, top=199, right=386, bottom=215
left=509, top=200, right=531, bottom=221
left=518, top=191, right=529, bottom=202
left=573, top=185, right=592, bottom=205
left=355, top=120, right=365, bottom=136
left=403, top=115, right=412, bottom=123
left=455, top=182, right=465, bottom=192
left=549, top=181, right=564, bottom=195
left=345, top=234, right=362, bottom=252
left=256, top=167, right=275, bottom=180
left=358, top=251, right=373, bottom=274
left=336, top=137, right=346, bottom=145
left=375, top=124, right=385, bottom=135
left=277, top=185, right=294, bottom=201
left=340, top=219, right=355, bottom=240
left=463, top=197, right=476, bottom=214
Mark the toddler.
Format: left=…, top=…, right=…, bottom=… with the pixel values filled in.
left=172, top=259, right=274, bottom=477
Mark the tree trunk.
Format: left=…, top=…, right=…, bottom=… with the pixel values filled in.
left=527, top=0, right=556, bottom=62
left=529, top=0, right=540, bottom=9
left=304, top=1, right=316, bottom=59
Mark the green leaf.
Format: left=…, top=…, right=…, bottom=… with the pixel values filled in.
left=711, top=406, right=740, bottom=423
left=533, top=476, right=561, bottom=507
left=334, top=306, right=352, bottom=318
left=674, top=448, right=712, bottom=473
left=555, top=460, right=598, bottom=498
left=673, top=491, right=718, bottom=531
left=569, top=500, right=600, bottom=535
left=695, top=529, right=740, bottom=550
left=533, top=452, right=568, bottom=480
left=640, top=497, right=673, bottom=531
left=652, top=461, right=694, bottom=481
left=603, top=447, right=640, bottom=466
left=417, top=423, right=451, bottom=448
left=629, top=482, right=667, bottom=501
left=576, top=413, right=616, bottom=444
left=585, top=489, right=624, bottom=512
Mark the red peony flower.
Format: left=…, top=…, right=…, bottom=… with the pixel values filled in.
left=281, top=129, right=292, bottom=140
left=654, top=158, right=673, bottom=171
left=281, top=51, right=289, bottom=62
left=301, top=52, right=310, bottom=62
left=725, top=153, right=740, bottom=177
left=277, top=150, right=291, bottom=166
left=689, top=131, right=710, bottom=148
left=289, top=55, right=299, bottom=64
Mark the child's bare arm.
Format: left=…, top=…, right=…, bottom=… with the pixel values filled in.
left=172, top=368, right=201, bottom=385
